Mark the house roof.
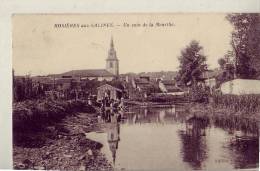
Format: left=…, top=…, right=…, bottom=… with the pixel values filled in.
left=134, top=78, right=150, bottom=85
left=164, top=85, right=183, bottom=92
left=160, top=79, right=182, bottom=92
left=161, top=80, right=175, bottom=85
left=97, top=84, right=122, bottom=92
left=59, top=69, right=115, bottom=77
left=137, top=84, right=155, bottom=92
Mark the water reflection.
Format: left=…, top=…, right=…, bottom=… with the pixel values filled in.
left=123, top=107, right=184, bottom=124
left=87, top=106, right=259, bottom=170
left=107, top=122, right=120, bottom=165
left=178, top=117, right=210, bottom=170
left=96, top=108, right=121, bottom=165
left=229, top=132, right=259, bottom=169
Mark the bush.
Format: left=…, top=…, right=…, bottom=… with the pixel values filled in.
left=189, top=85, right=210, bottom=103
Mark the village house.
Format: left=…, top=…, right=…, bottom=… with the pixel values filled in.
left=97, top=84, right=123, bottom=101
left=158, top=80, right=184, bottom=95
left=132, top=76, right=150, bottom=91
left=130, top=76, right=161, bottom=99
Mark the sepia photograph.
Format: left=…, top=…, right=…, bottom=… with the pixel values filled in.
left=12, top=13, right=260, bottom=170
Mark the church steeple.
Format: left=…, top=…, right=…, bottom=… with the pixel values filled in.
left=107, top=36, right=117, bottom=60
left=106, top=36, right=119, bottom=76
left=110, top=36, right=114, bottom=49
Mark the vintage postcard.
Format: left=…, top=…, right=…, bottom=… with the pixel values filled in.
left=12, top=13, right=259, bottom=170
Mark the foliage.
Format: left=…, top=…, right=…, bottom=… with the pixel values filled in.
left=189, top=85, right=210, bottom=103
left=81, top=79, right=101, bottom=94
left=212, top=93, right=260, bottom=113
left=13, top=99, right=96, bottom=132
left=13, top=77, right=47, bottom=102
left=213, top=114, right=259, bottom=134
left=216, top=51, right=236, bottom=86
left=216, top=64, right=235, bottom=87
left=226, top=13, right=260, bottom=78
left=109, top=79, right=125, bottom=90
left=218, top=58, right=226, bottom=69
left=177, top=40, right=207, bottom=87
left=212, top=93, right=260, bottom=134
left=147, top=94, right=185, bottom=103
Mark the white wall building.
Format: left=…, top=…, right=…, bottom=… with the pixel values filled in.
left=220, top=79, right=260, bottom=95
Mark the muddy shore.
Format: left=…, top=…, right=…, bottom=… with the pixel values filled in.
left=13, top=112, right=113, bottom=170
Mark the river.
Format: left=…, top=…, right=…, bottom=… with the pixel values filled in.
left=86, top=106, right=259, bottom=170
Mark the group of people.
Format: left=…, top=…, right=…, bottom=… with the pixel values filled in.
left=98, top=97, right=125, bottom=123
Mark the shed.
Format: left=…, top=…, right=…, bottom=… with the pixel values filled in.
left=220, top=79, right=260, bottom=95
left=97, top=84, right=123, bottom=101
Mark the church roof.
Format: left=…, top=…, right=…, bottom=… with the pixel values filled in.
left=59, top=69, right=115, bottom=77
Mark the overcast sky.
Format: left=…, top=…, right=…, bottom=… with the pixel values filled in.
left=13, top=14, right=233, bottom=76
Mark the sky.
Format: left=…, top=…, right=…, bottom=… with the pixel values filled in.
left=12, top=14, right=233, bottom=76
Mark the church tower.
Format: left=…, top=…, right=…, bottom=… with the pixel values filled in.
left=106, top=37, right=119, bottom=76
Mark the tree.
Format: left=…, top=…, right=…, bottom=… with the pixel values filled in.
left=177, top=40, right=207, bottom=86
left=218, top=58, right=226, bottom=70
left=227, top=13, right=260, bottom=79
left=217, top=51, right=235, bottom=85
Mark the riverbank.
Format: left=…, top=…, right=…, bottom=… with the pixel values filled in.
left=185, top=102, right=260, bottom=135
left=127, top=94, right=260, bottom=118
left=125, top=95, right=260, bottom=134
left=13, top=100, right=113, bottom=170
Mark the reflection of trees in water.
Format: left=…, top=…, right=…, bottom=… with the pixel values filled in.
left=229, top=136, right=259, bottom=169
left=178, top=116, right=209, bottom=170
left=213, top=114, right=259, bottom=169
left=213, top=115, right=259, bottom=135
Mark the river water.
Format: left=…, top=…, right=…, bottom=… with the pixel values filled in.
left=86, top=106, right=259, bottom=170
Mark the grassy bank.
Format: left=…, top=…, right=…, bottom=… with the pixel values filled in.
left=211, top=95, right=260, bottom=135
left=190, top=94, right=260, bottom=135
